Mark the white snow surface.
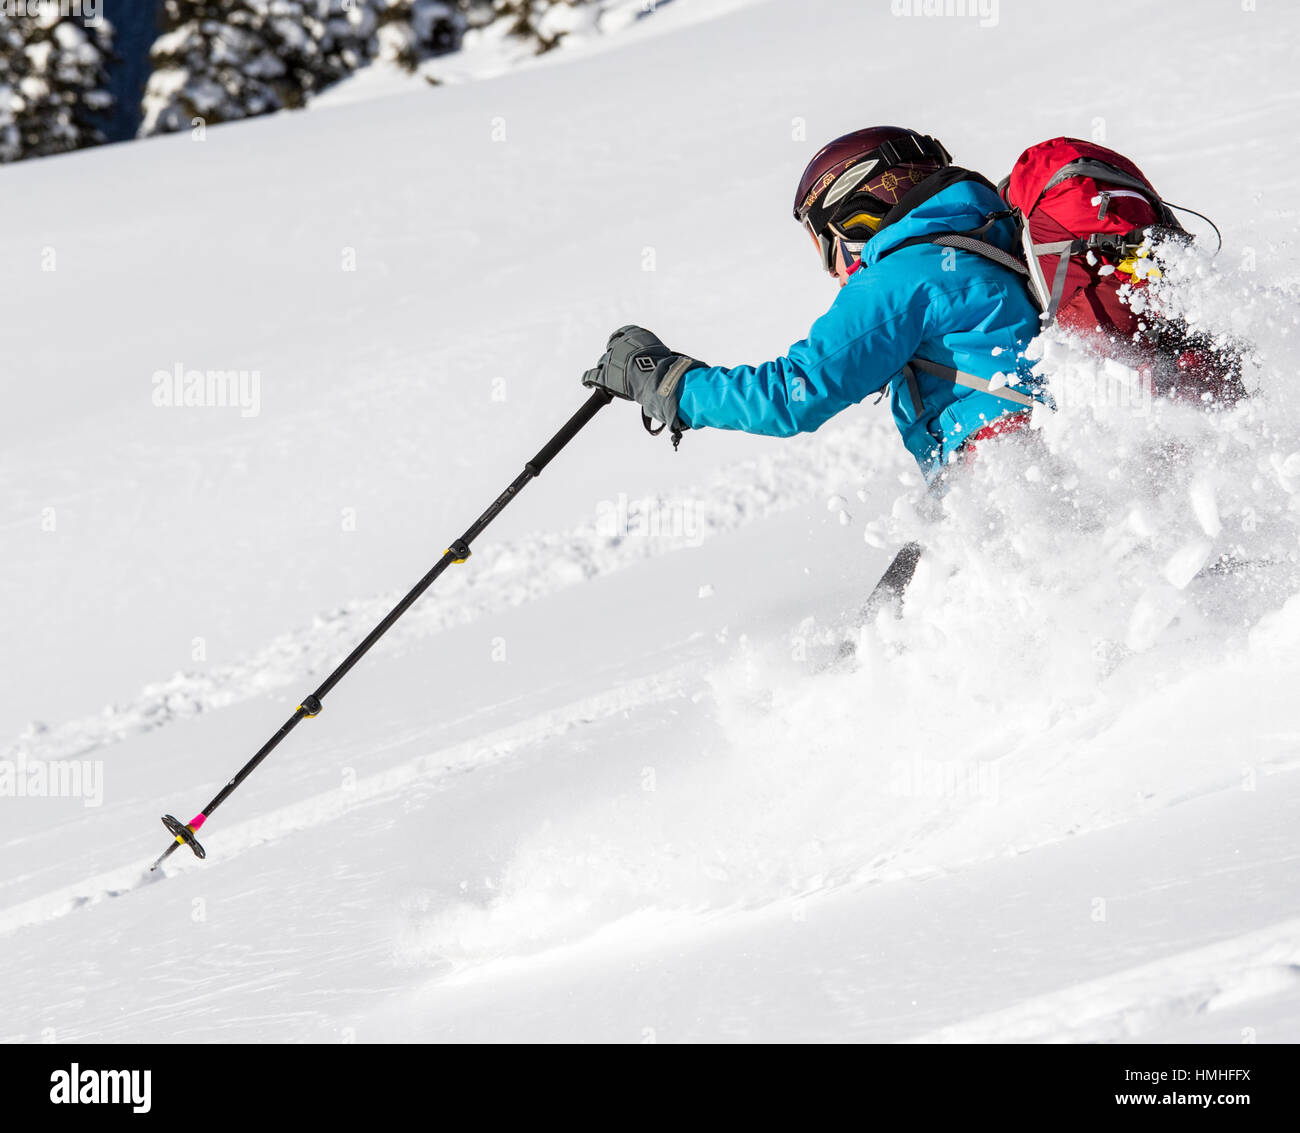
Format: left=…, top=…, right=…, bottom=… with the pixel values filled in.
left=3, top=0, right=1300, bottom=1043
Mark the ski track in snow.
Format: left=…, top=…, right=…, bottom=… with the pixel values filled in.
left=912, top=916, right=1300, bottom=1044
left=0, top=668, right=694, bottom=939
left=4, top=416, right=895, bottom=766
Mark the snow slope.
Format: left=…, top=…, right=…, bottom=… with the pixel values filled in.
left=3, top=0, right=1300, bottom=1043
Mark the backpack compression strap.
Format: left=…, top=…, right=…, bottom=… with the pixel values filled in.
left=1020, top=158, right=1192, bottom=316
left=1031, top=227, right=1165, bottom=319
left=1031, top=159, right=1181, bottom=228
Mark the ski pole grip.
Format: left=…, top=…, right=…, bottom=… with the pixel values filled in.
left=526, top=388, right=614, bottom=476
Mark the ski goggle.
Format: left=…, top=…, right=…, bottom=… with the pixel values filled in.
left=803, top=205, right=885, bottom=274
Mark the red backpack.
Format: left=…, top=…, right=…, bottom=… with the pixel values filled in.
left=877, top=141, right=1239, bottom=407
left=997, top=138, right=1197, bottom=338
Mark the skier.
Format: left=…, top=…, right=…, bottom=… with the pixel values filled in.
left=580, top=126, right=1044, bottom=486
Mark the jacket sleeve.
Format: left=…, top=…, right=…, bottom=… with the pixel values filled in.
left=676, top=268, right=932, bottom=437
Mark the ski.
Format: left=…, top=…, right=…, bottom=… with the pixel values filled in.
left=862, top=541, right=924, bottom=620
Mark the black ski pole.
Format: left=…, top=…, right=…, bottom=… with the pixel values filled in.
left=150, top=387, right=615, bottom=871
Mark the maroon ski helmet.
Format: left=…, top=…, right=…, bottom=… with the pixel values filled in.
left=794, top=127, right=952, bottom=273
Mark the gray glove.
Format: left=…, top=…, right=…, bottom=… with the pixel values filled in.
left=581, top=325, right=703, bottom=438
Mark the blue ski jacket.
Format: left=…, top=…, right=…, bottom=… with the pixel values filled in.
left=676, top=176, right=1042, bottom=482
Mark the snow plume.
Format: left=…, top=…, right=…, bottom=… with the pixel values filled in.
left=860, top=230, right=1299, bottom=693
left=404, top=247, right=1300, bottom=970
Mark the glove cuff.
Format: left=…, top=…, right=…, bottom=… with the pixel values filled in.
left=642, top=354, right=701, bottom=432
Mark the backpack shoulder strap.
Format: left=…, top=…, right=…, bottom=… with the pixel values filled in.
left=925, top=230, right=1029, bottom=276
left=880, top=210, right=1030, bottom=278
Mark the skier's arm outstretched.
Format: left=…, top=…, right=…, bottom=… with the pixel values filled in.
left=582, top=272, right=932, bottom=439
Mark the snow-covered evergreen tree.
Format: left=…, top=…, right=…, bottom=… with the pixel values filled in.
left=373, top=0, right=466, bottom=69
left=0, top=2, right=114, bottom=163
left=140, top=1, right=469, bottom=135
left=490, top=0, right=589, bottom=53
left=139, top=2, right=620, bottom=137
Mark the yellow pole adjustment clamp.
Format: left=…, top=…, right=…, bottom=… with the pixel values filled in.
left=298, top=695, right=323, bottom=718
left=446, top=540, right=472, bottom=564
